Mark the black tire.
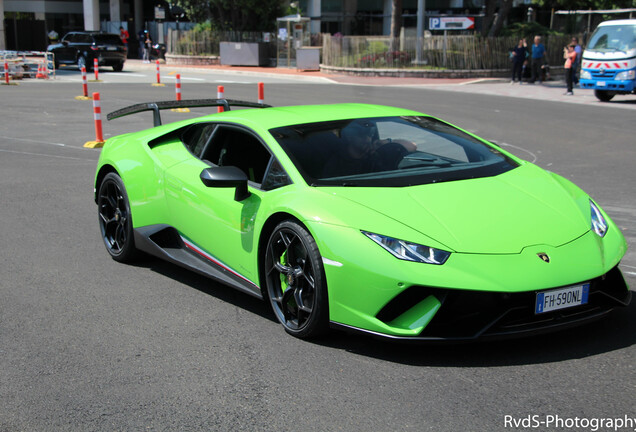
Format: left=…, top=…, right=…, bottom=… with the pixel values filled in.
left=264, top=221, right=329, bottom=339
left=595, top=90, right=614, bottom=102
left=112, top=62, right=124, bottom=72
left=97, top=172, right=138, bottom=263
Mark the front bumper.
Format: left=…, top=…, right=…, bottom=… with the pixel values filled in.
left=580, top=78, right=636, bottom=92
left=333, top=265, right=630, bottom=342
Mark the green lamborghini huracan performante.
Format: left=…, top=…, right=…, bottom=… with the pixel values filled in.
left=94, top=100, right=631, bottom=341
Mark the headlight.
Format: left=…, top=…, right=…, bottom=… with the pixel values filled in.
left=615, top=70, right=636, bottom=81
left=580, top=70, right=591, bottom=80
left=590, top=200, right=608, bottom=238
left=362, top=231, right=451, bottom=265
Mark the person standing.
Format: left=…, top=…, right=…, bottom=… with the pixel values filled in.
left=530, top=35, right=546, bottom=84
left=119, top=26, right=129, bottom=47
left=137, top=29, right=146, bottom=59
left=143, top=32, right=152, bottom=63
left=119, top=26, right=129, bottom=57
left=563, top=44, right=577, bottom=95
left=571, top=37, right=582, bottom=85
left=511, top=38, right=528, bottom=83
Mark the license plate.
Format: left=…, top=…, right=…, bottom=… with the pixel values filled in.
left=535, top=283, right=589, bottom=314
left=107, top=46, right=117, bottom=51
left=597, top=81, right=606, bottom=87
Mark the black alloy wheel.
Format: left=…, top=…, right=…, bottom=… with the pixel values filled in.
left=265, top=221, right=329, bottom=338
left=97, top=172, right=138, bottom=262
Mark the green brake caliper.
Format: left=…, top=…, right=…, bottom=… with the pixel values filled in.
left=279, top=249, right=289, bottom=292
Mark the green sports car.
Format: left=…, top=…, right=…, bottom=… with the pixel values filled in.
left=94, top=99, right=631, bottom=341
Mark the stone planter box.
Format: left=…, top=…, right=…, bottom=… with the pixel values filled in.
left=296, top=47, right=321, bottom=71
left=165, top=54, right=220, bottom=65
left=220, top=42, right=268, bottom=66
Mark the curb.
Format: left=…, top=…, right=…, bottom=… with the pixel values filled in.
left=319, top=65, right=511, bottom=79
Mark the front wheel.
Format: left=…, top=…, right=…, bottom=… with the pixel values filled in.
left=264, top=221, right=329, bottom=339
left=97, top=172, right=138, bottom=262
left=595, top=90, right=615, bottom=102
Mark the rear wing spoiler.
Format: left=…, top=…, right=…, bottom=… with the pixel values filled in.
left=107, top=99, right=272, bottom=127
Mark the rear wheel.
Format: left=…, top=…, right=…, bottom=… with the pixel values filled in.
left=264, top=221, right=329, bottom=339
left=112, top=62, right=124, bottom=72
left=97, top=172, right=138, bottom=262
left=595, top=90, right=615, bottom=102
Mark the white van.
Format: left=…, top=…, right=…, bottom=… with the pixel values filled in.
left=580, top=19, right=636, bottom=101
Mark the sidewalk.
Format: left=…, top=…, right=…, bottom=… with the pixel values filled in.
left=125, top=59, right=635, bottom=109
left=125, top=58, right=486, bottom=85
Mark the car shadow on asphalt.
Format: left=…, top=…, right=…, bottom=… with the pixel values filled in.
left=318, top=295, right=636, bottom=366
left=129, top=255, right=635, bottom=366
left=129, top=254, right=277, bottom=323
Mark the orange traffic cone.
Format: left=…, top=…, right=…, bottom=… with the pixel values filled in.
left=36, top=63, right=46, bottom=79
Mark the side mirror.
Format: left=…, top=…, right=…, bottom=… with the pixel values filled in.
left=200, top=166, right=250, bottom=201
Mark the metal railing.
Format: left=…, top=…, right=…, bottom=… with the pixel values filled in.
left=321, top=34, right=578, bottom=70
left=167, top=29, right=272, bottom=56
left=165, top=29, right=578, bottom=70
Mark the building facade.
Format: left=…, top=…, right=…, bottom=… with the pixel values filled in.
left=1, top=0, right=149, bottom=50
left=301, top=0, right=487, bottom=35
left=1, top=0, right=491, bottom=51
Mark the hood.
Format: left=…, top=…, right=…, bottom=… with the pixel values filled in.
left=326, top=164, right=589, bottom=254
left=583, top=49, right=636, bottom=63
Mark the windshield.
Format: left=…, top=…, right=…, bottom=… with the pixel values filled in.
left=587, top=24, right=636, bottom=52
left=270, top=116, right=518, bottom=187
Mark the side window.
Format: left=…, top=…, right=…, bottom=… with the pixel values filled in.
left=262, top=159, right=292, bottom=191
left=201, top=126, right=272, bottom=184
left=181, top=123, right=217, bottom=158
left=64, top=34, right=75, bottom=43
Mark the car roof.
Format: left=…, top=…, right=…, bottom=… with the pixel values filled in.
left=205, top=103, right=426, bottom=129
left=65, top=31, right=120, bottom=36
left=597, top=19, right=636, bottom=27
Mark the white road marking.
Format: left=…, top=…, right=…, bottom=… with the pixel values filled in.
left=1, top=136, right=69, bottom=147
left=500, top=142, right=538, bottom=163
left=0, top=148, right=95, bottom=161
left=164, top=76, right=206, bottom=81
left=106, top=73, right=147, bottom=78
left=215, top=80, right=250, bottom=84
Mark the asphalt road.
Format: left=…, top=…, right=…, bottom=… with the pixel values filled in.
left=1, top=68, right=635, bottom=432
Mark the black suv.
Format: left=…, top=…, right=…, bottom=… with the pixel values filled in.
left=48, top=32, right=127, bottom=72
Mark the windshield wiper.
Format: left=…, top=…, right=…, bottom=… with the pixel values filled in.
left=403, top=155, right=437, bottom=162
left=401, top=155, right=455, bottom=168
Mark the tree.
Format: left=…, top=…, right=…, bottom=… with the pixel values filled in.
left=535, top=0, right=636, bottom=9
left=488, top=0, right=513, bottom=37
left=481, top=0, right=514, bottom=37
left=390, top=0, right=403, bottom=51
left=173, top=0, right=285, bottom=31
